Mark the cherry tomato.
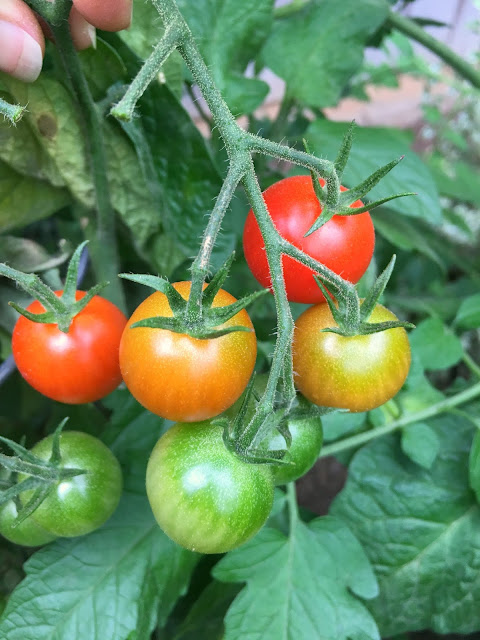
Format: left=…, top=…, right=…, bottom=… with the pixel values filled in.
left=20, top=431, right=122, bottom=537
left=293, top=303, right=411, bottom=412
left=266, top=416, right=323, bottom=485
left=0, top=499, right=56, bottom=547
left=146, top=421, right=274, bottom=554
left=243, top=175, right=375, bottom=304
left=12, top=291, right=127, bottom=404
left=119, top=282, right=257, bottom=422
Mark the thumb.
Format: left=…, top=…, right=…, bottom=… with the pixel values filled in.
left=0, top=0, right=44, bottom=82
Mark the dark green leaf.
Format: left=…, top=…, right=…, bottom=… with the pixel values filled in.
left=213, top=517, right=379, bottom=639
left=177, top=0, right=273, bottom=114
left=305, top=121, right=441, bottom=224
left=0, top=494, right=198, bottom=640
left=409, top=317, right=463, bottom=371
left=262, top=0, right=388, bottom=108
left=332, top=410, right=480, bottom=636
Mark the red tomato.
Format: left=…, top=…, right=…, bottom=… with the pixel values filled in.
left=12, top=291, right=127, bottom=404
left=119, top=282, right=257, bottom=422
left=243, top=175, right=375, bottom=303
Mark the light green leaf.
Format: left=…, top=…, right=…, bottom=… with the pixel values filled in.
left=177, top=0, right=273, bottom=114
left=409, top=317, right=463, bottom=370
left=214, top=517, right=379, bottom=640
left=401, top=422, right=440, bottom=469
left=332, top=410, right=480, bottom=636
left=0, top=494, right=198, bottom=640
left=455, top=293, right=480, bottom=330
left=305, top=120, right=441, bottom=224
left=262, top=0, right=389, bottom=108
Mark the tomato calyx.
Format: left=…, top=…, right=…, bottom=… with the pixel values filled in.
left=0, top=242, right=107, bottom=333
left=121, top=252, right=267, bottom=339
left=316, top=254, right=415, bottom=337
left=302, top=123, right=416, bottom=236
left=219, top=376, right=330, bottom=466
left=0, top=419, right=86, bottom=527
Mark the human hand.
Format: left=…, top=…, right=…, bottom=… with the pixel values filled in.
left=0, top=0, right=132, bottom=83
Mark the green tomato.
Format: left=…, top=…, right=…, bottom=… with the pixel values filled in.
left=266, top=416, right=323, bottom=485
left=146, top=421, right=275, bottom=554
left=21, top=431, right=123, bottom=537
left=0, top=500, right=56, bottom=547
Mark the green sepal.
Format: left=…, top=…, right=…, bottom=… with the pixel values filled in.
left=202, top=252, right=236, bottom=307
left=334, top=120, right=355, bottom=179
left=335, top=192, right=416, bottom=214
left=303, top=140, right=326, bottom=207
left=1, top=241, right=105, bottom=333
left=360, top=255, right=396, bottom=322
left=0, top=476, right=41, bottom=508
left=119, top=273, right=169, bottom=292
left=14, top=484, right=52, bottom=527
left=338, top=156, right=405, bottom=206
left=205, top=289, right=267, bottom=326
left=356, top=320, right=416, bottom=335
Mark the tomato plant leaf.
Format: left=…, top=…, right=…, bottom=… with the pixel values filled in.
left=261, top=0, right=388, bottom=109
left=213, top=517, right=380, bottom=640
left=0, top=493, right=198, bottom=640
left=409, top=317, right=463, bottom=371
left=332, top=410, right=480, bottom=636
left=176, top=0, right=273, bottom=114
left=454, top=293, right=480, bottom=330
left=305, top=121, right=441, bottom=224
left=0, top=161, right=70, bottom=233
left=401, top=422, right=440, bottom=469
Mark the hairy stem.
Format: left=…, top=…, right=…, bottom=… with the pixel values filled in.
left=320, top=381, right=480, bottom=457
left=0, top=97, right=26, bottom=124
left=51, top=22, right=125, bottom=310
left=387, top=10, right=480, bottom=89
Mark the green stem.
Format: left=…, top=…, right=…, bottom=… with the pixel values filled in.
left=320, top=381, right=480, bottom=457
left=463, top=352, right=480, bottom=379
left=187, top=160, right=247, bottom=319
left=25, top=0, right=71, bottom=24
left=51, top=22, right=125, bottom=310
left=0, top=98, right=26, bottom=124
left=387, top=10, right=480, bottom=89
left=111, top=23, right=184, bottom=121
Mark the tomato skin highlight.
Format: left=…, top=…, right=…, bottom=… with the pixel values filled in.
left=293, top=303, right=411, bottom=412
left=146, top=421, right=274, bottom=554
left=20, top=431, right=123, bottom=537
left=0, top=500, right=56, bottom=547
left=243, top=175, right=375, bottom=304
left=12, top=291, right=127, bottom=404
left=119, top=282, right=257, bottom=422
left=267, top=416, right=323, bottom=485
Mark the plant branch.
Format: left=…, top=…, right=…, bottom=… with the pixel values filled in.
left=320, top=381, right=480, bottom=457
left=387, top=10, right=480, bottom=89
left=51, top=22, right=125, bottom=310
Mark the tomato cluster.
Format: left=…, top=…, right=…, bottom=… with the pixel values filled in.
left=3, top=175, right=412, bottom=554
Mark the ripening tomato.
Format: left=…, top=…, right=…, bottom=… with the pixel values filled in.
left=119, top=282, right=257, bottom=422
left=293, top=303, right=411, bottom=412
left=146, top=421, right=274, bottom=553
left=243, top=175, right=375, bottom=304
left=12, top=291, right=127, bottom=404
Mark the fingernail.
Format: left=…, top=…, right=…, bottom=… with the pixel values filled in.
left=0, top=19, right=42, bottom=82
left=86, top=22, right=96, bottom=49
